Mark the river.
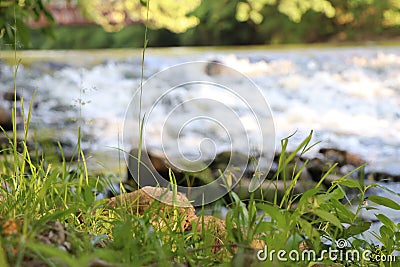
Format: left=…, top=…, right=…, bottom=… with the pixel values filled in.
left=1, top=46, right=399, bottom=176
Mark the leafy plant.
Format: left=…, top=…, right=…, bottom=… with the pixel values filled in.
left=0, top=0, right=54, bottom=48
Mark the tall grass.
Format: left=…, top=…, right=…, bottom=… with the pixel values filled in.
left=1, top=101, right=399, bottom=266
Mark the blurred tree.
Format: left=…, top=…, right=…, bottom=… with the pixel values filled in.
left=383, top=0, right=400, bottom=26
left=236, top=0, right=336, bottom=24
left=180, top=0, right=259, bottom=46
left=77, top=0, right=201, bottom=33
left=335, top=0, right=400, bottom=34
left=0, top=0, right=54, bottom=48
left=235, top=0, right=400, bottom=43
left=327, top=0, right=400, bottom=40
left=3, top=0, right=400, bottom=49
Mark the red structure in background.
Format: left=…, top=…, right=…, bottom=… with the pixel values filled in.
left=29, top=2, right=139, bottom=27
left=29, top=3, right=92, bottom=27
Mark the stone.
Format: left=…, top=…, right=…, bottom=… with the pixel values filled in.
left=323, top=174, right=343, bottom=187
left=319, top=148, right=364, bottom=167
left=189, top=215, right=264, bottom=254
left=204, top=60, right=240, bottom=77
left=36, top=221, right=72, bottom=253
left=107, top=186, right=196, bottom=231
left=89, top=258, right=117, bottom=267
left=344, top=151, right=364, bottom=167
left=319, top=148, right=346, bottom=165
left=3, top=91, right=21, bottom=102
left=189, top=215, right=228, bottom=254
left=126, top=148, right=184, bottom=190
left=208, top=150, right=253, bottom=179
left=205, top=60, right=224, bottom=76
left=0, top=105, right=12, bottom=131
left=366, top=172, right=400, bottom=182
left=107, top=186, right=264, bottom=256
left=190, top=215, right=226, bottom=235
left=307, top=157, right=337, bottom=182
left=126, top=148, right=255, bottom=191
left=339, top=164, right=359, bottom=178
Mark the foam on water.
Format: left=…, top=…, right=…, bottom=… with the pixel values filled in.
left=0, top=46, right=399, bottom=174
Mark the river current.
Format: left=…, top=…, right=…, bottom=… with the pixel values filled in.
left=1, top=46, right=399, bottom=175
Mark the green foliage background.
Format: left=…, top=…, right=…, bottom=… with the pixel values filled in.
left=0, top=0, right=54, bottom=49
left=1, top=0, right=400, bottom=49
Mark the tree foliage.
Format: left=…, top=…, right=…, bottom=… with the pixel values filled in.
left=233, top=0, right=400, bottom=43
left=77, top=0, right=201, bottom=33
left=2, top=0, right=400, bottom=49
left=236, top=0, right=336, bottom=24
left=331, top=0, right=400, bottom=28
left=0, top=0, right=54, bottom=48
left=179, top=0, right=257, bottom=46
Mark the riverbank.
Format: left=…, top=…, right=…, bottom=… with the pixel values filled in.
left=1, top=128, right=399, bottom=266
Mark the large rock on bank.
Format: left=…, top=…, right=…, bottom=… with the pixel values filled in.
left=106, top=186, right=264, bottom=253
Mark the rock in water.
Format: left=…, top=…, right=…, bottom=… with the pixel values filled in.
left=126, top=148, right=184, bottom=190
left=319, top=148, right=365, bottom=167
left=125, top=148, right=254, bottom=191
left=205, top=60, right=224, bottom=76
left=3, top=91, right=21, bottom=102
left=0, top=105, right=12, bottom=131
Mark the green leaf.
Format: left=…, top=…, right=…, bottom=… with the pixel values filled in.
left=0, top=1, right=13, bottom=7
left=376, top=214, right=397, bottom=232
left=0, top=238, right=9, bottom=267
left=331, top=187, right=346, bottom=199
left=15, top=17, right=30, bottom=47
left=367, top=195, right=400, bottom=210
left=26, top=243, right=80, bottom=267
left=297, top=187, right=320, bottom=210
left=314, top=209, right=342, bottom=230
left=257, top=204, right=287, bottom=231
left=37, top=208, right=77, bottom=226
left=83, top=186, right=95, bottom=205
left=343, top=221, right=371, bottom=239
left=285, top=130, right=314, bottom=164
left=380, top=225, right=393, bottom=240
left=335, top=178, right=361, bottom=190
left=255, top=221, right=274, bottom=234
left=330, top=199, right=354, bottom=224
left=298, top=219, right=320, bottom=249
left=395, top=232, right=400, bottom=242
